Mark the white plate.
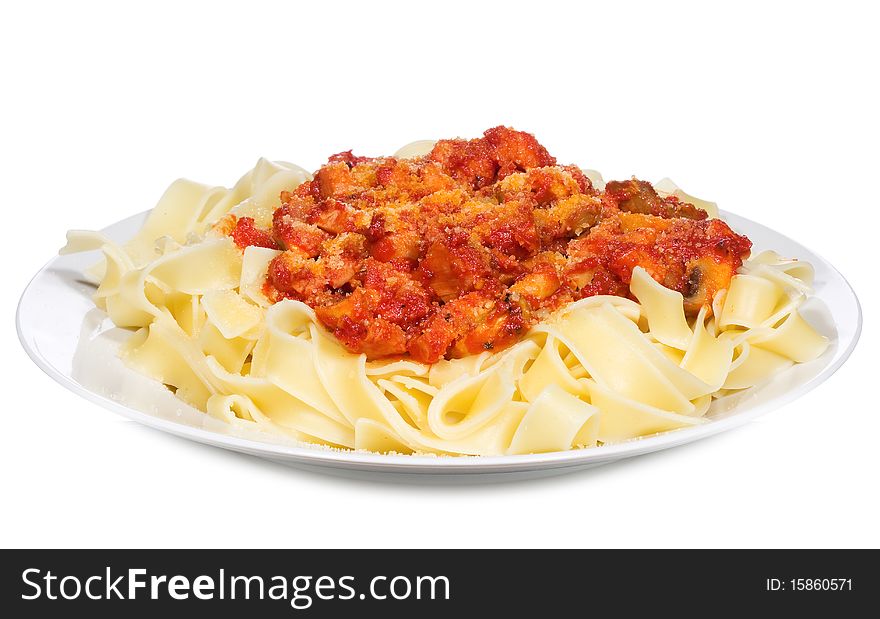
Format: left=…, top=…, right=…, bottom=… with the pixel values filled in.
left=17, top=210, right=861, bottom=481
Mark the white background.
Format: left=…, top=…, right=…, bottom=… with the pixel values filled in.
left=2, top=1, right=877, bottom=548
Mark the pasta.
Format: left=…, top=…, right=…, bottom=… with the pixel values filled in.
left=62, top=138, right=830, bottom=456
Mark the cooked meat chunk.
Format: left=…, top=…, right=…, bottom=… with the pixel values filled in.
left=606, top=178, right=708, bottom=220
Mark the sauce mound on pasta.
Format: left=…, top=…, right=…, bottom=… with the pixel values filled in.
left=226, top=127, right=752, bottom=363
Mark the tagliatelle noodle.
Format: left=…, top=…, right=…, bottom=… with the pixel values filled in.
left=61, top=150, right=830, bottom=456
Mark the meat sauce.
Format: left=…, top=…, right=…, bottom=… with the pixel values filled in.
left=227, top=127, right=752, bottom=363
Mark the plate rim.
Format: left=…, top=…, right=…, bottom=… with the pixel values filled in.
left=16, top=209, right=863, bottom=473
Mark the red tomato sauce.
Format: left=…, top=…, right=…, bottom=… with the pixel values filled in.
left=226, top=127, right=751, bottom=363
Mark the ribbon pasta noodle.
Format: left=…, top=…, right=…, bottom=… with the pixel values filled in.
left=62, top=152, right=830, bottom=456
